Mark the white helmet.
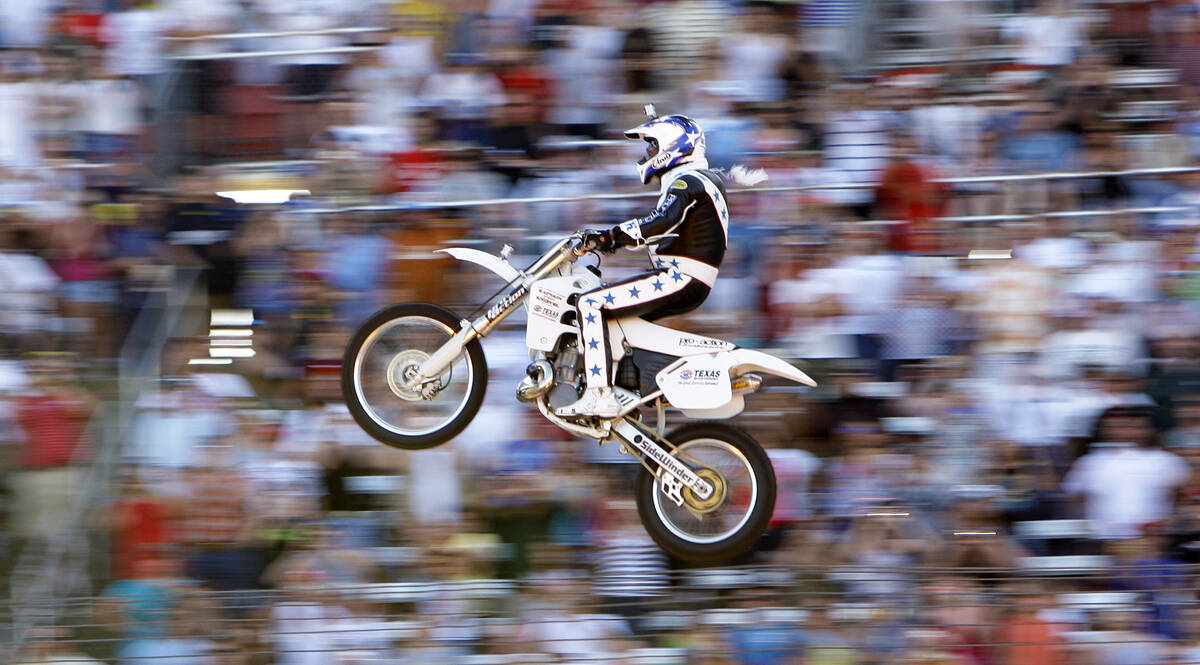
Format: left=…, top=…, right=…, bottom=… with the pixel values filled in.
left=623, top=114, right=707, bottom=184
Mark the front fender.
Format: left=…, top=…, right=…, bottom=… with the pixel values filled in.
left=437, top=247, right=521, bottom=283
left=726, top=348, right=817, bottom=387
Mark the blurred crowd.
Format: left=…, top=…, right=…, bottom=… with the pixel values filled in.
left=11, top=0, right=1200, bottom=663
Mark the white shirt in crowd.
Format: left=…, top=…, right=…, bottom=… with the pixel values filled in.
left=1016, top=236, right=1091, bottom=271
left=128, top=397, right=229, bottom=472
left=0, top=80, right=42, bottom=169
left=271, top=601, right=350, bottom=665
left=768, top=448, right=822, bottom=521
left=517, top=612, right=632, bottom=661
left=543, top=24, right=622, bottom=127
left=275, top=403, right=378, bottom=455
left=259, top=0, right=352, bottom=66
left=983, top=381, right=1082, bottom=447
left=74, top=79, right=142, bottom=136
left=909, top=101, right=988, bottom=167
left=1062, top=443, right=1191, bottom=540
left=831, top=254, right=906, bottom=334
left=162, top=0, right=239, bottom=57
left=0, top=0, right=53, bottom=48
left=719, top=32, right=789, bottom=102
left=0, top=251, right=60, bottom=335
left=101, top=7, right=179, bottom=77
left=822, top=109, right=894, bottom=206
left=381, top=34, right=438, bottom=88
left=1038, top=327, right=1145, bottom=380
left=417, top=69, right=507, bottom=122
left=1067, top=261, right=1158, bottom=304
left=1003, top=11, right=1085, bottom=67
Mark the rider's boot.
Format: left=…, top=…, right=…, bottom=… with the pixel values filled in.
left=555, top=386, right=636, bottom=418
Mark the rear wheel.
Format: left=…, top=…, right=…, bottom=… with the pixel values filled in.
left=341, top=303, right=487, bottom=450
left=635, top=422, right=776, bottom=563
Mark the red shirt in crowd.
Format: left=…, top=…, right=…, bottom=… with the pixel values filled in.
left=111, top=499, right=174, bottom=579
left=875, top=157, right=948, bottom=254
left=15, top=392, right=91, bottom=467
left=385, top=148, right=443, bottom=194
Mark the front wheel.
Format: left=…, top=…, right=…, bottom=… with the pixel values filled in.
left=635, top=422, right=776, bottom=563
left=341, top=303, right=487, bottom=450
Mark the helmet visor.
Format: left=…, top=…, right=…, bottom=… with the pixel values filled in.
left=639, top=138, right=659, bottom=165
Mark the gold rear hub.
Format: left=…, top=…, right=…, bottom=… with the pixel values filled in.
left=683, top=468, right=726, bottom=513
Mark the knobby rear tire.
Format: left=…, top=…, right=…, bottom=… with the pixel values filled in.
left=635, top=422, right=776, bottom=563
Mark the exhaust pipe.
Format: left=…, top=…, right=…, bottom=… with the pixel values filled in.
left=517, top=360, right=554, bottom=402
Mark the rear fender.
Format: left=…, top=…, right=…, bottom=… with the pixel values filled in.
left=655, top=348, right=815, bottom=413
left=725, top=348, right=817, bottom=387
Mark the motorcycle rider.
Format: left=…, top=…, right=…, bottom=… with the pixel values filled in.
left=556, top=112, right=740, bottom=418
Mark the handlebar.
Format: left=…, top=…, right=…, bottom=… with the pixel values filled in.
left=570, top=231, right=595, bottom=257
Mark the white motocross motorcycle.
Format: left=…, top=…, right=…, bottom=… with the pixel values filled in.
left=341, top=232, right=816, bottom=562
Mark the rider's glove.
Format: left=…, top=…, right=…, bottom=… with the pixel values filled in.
left=582, top=229, right=616, bottom=253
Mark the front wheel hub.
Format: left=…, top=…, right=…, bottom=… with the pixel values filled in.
left=683, top=468, right=726, bottom=513
left=387, top=350, right=438, bottom=401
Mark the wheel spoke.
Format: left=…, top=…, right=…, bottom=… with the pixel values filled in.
left=352, top=316, right=474, bottom=437
left=652, top=438, right=758, bottom=545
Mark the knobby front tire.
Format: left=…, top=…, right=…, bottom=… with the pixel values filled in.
left=341, top=303, right=487, bottom=450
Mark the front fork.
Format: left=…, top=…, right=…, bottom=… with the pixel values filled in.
left=408, top=321, right=477, bottom=393
left=408, top=283, right=530, bottom=391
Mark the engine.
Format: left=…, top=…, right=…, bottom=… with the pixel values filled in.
left=546, top=341, right=584, bottom=410
left=515, top=338, right=585, bottom=408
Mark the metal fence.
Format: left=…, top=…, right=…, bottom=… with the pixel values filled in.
left=8, top=563, right=1198, bottom=663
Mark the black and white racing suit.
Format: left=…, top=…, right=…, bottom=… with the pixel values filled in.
left=578, top=165, right=729, bottom=389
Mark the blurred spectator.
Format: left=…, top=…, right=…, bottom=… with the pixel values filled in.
left=21, top=0, right=1200, bottom=661
left=1063, top=405, right=1192, bottom=540
left=1002, top=0, right=1088, bottom=68
left=999, top=99, right=1083, bottom=214
left=9, top=355, right=94, bottom=541
left=995, top=586, right=1068, bottom=665
left=724, top=587, right=807, bottom=665
left=1112, top=526, right=1193, bottom=640
left=13, top=626, right=106, bottom=665
left=516, top=575, right=638, bottom=661
left=875, top=133, right=948, bottom=254
left=419, top=57, right=507, bottom=145
left=763, top=440, right=821, bottom=550
left=263, top=522, right=378, bottom=587
left=822, top=82, right=895, bottom=217
left=0, top=223, right=61, bottom=352
left=1092, top=607, right=1172, bottom=665
left=834, top=508, right=938, bottom=597
left=590, top=499, right=669, bottom=635
left=939, top=486, right=1028, bottom=570
left=719, top=4, right=790, bottom=104
left=95, top=553, right=200, bottom=652
left=0, top=53, right=45, bottom=169
left=539, top=5, right=621, bottom=139
left=108, top=467, right=177, bottom=580
left=269, top=571, right=350, bottom=665
left=99, top=0, right=177, bottom=96
left=179, top=462, right=272, bottom=592
left=116, top=609, right=219, bottom=665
